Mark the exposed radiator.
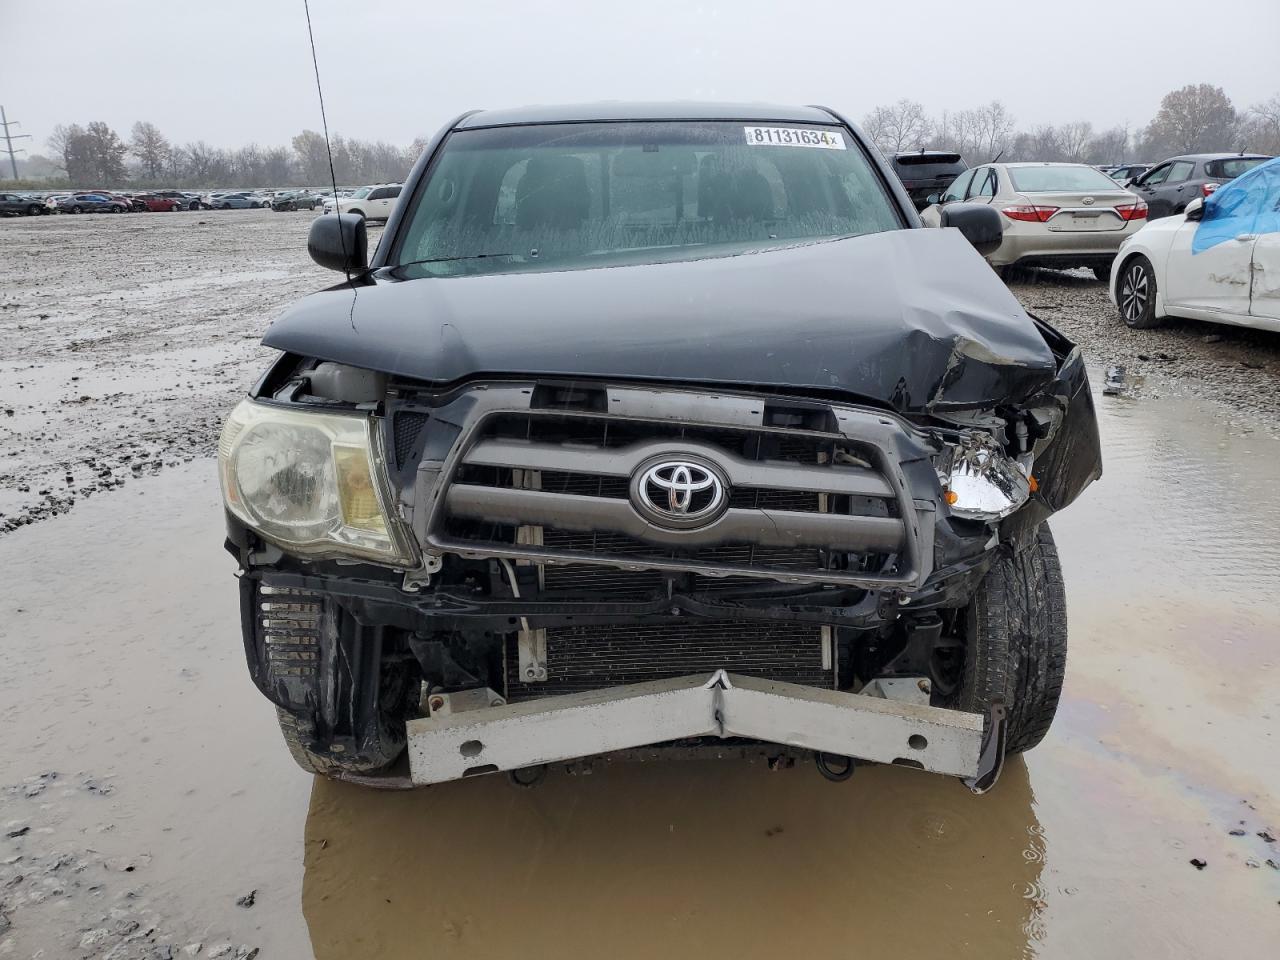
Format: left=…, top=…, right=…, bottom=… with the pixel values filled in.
left=505, top=620, right=832, bottom=701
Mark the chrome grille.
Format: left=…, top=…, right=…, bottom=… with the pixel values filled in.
left=419, top=393, right=930, bottom=589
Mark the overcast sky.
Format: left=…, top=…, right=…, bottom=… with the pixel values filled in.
left=4, top=0, right=1278, bottom=153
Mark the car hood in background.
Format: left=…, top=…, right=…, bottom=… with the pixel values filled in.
left=263, top=228, right=1058, bottom=413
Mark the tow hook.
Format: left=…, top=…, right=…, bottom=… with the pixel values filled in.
left=814, top=752, right=857, bottom=782
left=507, top=764, right=548, bottom=788
left=963, top=700, right=1007, bottom=794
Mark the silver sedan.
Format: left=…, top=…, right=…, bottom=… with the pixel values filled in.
left=921, top=162, right=1147, bottom=280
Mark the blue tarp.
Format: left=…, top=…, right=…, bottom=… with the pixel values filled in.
left=1193, top=156, right=1280, bottom=254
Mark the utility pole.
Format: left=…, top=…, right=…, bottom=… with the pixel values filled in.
left=1, top=106, right=33, bottom=180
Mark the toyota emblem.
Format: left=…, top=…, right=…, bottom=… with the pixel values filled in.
left=630, top=457, right=729, bottom=529
left=1082, top=196, right=1095, bottom=205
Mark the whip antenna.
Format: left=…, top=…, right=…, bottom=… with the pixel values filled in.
left=302, top=0, right=350, bottom=280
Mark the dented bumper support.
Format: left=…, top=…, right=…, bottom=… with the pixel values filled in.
left=407, top=671, right=988, bottom=788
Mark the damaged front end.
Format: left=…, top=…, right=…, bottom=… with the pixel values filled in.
left=221, top=315, right=1099, bottom=791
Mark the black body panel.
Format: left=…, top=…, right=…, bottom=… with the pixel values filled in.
left=263, top=228, right=1055, bottom=414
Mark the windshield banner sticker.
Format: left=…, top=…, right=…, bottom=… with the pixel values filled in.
left=744, top=126, right=846, bottom=149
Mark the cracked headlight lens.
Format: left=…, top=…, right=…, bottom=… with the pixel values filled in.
left=939, top=435, right=1031, bottom=521
left=218, top=399, right=416, bottom=565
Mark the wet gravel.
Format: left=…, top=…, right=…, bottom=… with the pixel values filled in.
left=2, top=213, right=1279, bottom=537
left=0, top=210, right=381, bottom=536
left=1010, top=268, right=1280, bottom=432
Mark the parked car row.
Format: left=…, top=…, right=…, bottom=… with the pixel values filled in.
left=1110, top=156, right=1280, bottom=335
left=1, top=183, right=395, bottom=218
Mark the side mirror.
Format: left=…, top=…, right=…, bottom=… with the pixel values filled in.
left=926, top=193, right=942, bottom=206
left=940, top=202, right=1003, bottom=256
left=1184, top=196, right=1205, bottom=221
left=308, top=213, right=368, bottom=274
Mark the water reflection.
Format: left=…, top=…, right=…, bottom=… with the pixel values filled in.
left=303, top=757, right=1045, bottom=959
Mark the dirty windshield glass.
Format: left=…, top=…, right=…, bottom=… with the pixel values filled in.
left=391, top=121, right=901, bottom=276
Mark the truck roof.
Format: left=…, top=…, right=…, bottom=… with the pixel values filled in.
left=456, top=101, right=839, bottom=129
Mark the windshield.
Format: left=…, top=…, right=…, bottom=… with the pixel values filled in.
left=391, top=120, right=901, bottom=277
left=352, top=187, right=373, bottom=199
left=1009, top=165, right=1122, bottom=193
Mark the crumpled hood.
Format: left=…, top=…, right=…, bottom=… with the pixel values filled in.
left=263, top=228, right=1058, bottom=412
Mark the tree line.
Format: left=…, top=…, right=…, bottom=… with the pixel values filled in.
left=9, top=121, right=429, bottom=189
left=6, top=83, right=1279, bottom=189
left=862, top=84, right=1280, bottom=164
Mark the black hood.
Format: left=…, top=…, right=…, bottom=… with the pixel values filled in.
left=263, top=229, right=1057, bottom=412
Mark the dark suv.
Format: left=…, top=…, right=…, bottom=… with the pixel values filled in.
left=1129, top=153, right=1272, bottom=219
left=891, top=151, right=969, bottom=210
left=219, top=103, right=1100, bottom=793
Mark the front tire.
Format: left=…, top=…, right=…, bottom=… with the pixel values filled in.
left=27, top=204, right=41, bottom=216
left=957, top=524, right=1067, bottom=755
left=1118, top=255, right=1162, bottom=329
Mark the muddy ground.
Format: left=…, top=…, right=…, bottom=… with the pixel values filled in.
left=1, top=210, right=1279, bottom=958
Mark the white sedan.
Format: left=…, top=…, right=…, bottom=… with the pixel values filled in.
left=1109, top=157, right=1280, bottom=332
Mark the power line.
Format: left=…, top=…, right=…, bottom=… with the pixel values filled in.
left=1, top=105, right=33, bottom=180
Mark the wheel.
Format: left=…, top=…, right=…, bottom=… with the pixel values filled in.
left=27, top=204, right=41, bottom=216
left=169, top=203, right=180, bottom=212
left=189, top=200, right=200, bottom=211
left=252, top=201, right=262, bottom=208
left=286, top=202, right=296, bottom=212
left=111, top=204, right=124, bottom=213
left=956, top=524, right=1066, bottom=755
left=71, top=205, right=82, bottom=214
left=1117, top=254, right=1162, bottom=329
left=1092, top=264, right=1111, bottom=282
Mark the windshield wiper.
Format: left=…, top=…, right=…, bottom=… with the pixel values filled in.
left=396, top=252, right=517, bottom=268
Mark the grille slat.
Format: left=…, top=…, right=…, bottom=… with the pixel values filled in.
left=431, top=404, right=915, bottom=589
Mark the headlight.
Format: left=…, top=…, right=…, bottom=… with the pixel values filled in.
left=218, top=399, right=417, bottom=566
left=938, top=435, right=1031, bottom=521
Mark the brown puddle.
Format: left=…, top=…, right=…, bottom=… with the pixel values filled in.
left=1, top=378, right=1278, bottom=957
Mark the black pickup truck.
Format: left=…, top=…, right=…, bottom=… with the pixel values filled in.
left=219, top=102, right=1100, bottom=792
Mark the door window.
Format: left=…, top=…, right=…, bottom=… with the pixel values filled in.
left=1166, top=160, right=1196, bottom=184
left=941, top=168, right=975, bottom=203
left=1141, top=164, right=1172, bottom=187
left=970, top=168, right=996, bottom=198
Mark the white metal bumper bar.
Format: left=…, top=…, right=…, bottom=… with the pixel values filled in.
left=406, top=671, right=986, bottom=786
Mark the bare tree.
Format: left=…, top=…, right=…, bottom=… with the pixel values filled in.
left=292, top=130, right=332, bottom=185
left=1085, top=126, right=1131, bottom=165
left=47, top=123, right=82, bottom=174
left=1056, top=121, right=1093, bottom=162
left=1242, top=94, right=1280, bottom=154
left=1141, top=84, right=1238, bottom=156
left=129, top=121, right=171, bottom=179
left=862, top=99, right=932, bottom=154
